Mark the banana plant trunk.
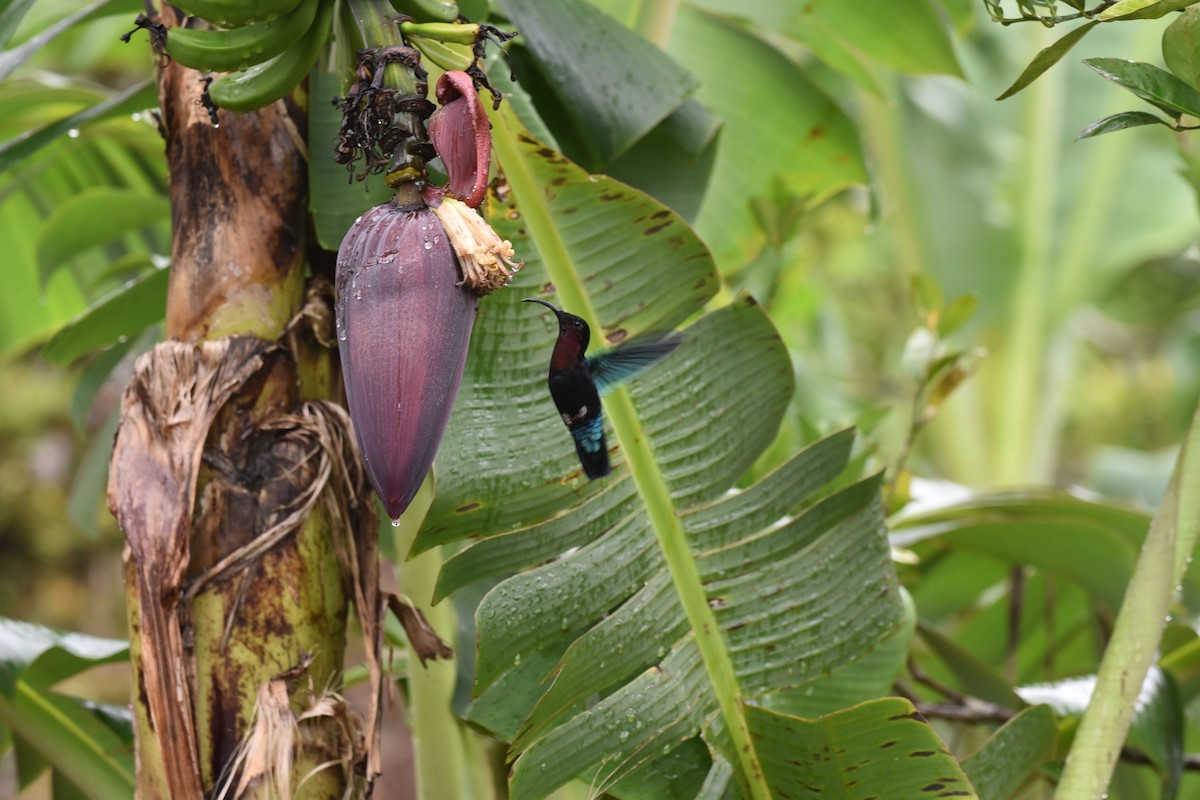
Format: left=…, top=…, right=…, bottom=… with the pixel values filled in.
left=107, top=9, right=380, bottom=799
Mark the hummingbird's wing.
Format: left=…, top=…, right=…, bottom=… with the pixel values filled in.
left=587, top=331, right=683, bottom=396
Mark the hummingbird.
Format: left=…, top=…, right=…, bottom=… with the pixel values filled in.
left=524, top=298, right=682, bottom=479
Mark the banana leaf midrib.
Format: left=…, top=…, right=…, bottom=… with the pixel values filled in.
left=487, top=103, right=770, bottom=795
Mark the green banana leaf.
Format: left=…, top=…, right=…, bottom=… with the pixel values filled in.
left=0, top=618, right=134, bottom=799
left=0, top=79, right=166, bottom=357
left=416, top=108, right=970, bottom=798
left=961, top=705, right=1058, bottom=800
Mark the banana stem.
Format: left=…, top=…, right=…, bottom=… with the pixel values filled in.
left=392, top=479, right=474, bottom=800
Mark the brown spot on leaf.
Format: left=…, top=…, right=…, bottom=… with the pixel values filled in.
left=880, top=741, right=898, bottom=749
left=560, top=206, right=579, bottom=215
left=606, top=328, right=628, bottom=344
left=456, top=501, right=481, bottom=513
left=645, top=222, right=670, bottom=236
left=910, top=750, right=937, bottom=758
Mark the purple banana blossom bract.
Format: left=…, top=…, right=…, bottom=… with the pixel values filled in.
left=335, top=199, right=477, bottom=520
left=427, top=70, right=490, bottom=208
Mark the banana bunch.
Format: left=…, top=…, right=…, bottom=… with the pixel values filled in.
left=388, top=0, right=461, bottom=23
left=154, top=0, right=475, bottom=113
left=156, top=0, right=334, bottom=112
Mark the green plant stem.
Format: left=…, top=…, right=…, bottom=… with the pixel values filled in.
left=1035, top=22, right=1159, bottom=477
left=490, top=102, right=770, bottom=800
left=393, top=479, right=471, bottom=800
left=995, top=27, right=1063, bottom=485
left=0, top=681, right=136, bottom=799
left=632, top=0, right=679, bottom=48
left=856, top=84, right=988, bottom=483
left=1057, top=404, right=1200, bottom=797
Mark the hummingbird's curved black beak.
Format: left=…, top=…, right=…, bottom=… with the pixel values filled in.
left=522, top=297, right=563, bottom=317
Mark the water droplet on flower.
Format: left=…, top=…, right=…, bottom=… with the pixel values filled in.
left=67, top=128, right=80, bottom=138
left=390, top=518, right=402, bottom=527
left=424, top=240, right=433, bottom=250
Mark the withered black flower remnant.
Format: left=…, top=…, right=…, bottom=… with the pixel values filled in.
left=336, top=196, right=476, bottom=521
left=333, top=45, right=436, bottom=182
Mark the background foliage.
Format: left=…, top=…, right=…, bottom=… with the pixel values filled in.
left=4, top=0, right=1200, bottom=797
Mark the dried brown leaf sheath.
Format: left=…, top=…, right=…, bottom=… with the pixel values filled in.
left=110, top=338, right=275, bottom=797
left=109, top=339, right=385, bottom=796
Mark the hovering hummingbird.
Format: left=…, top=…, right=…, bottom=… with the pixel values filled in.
left=524, top=298, right=682, bottom=479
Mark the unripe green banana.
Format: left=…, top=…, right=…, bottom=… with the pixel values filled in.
left=400, top=21, right=478, bottom=45
left=407, top=35, right=472, bottom=72
left=389, top=0, right=458, bottom=23
left=172, top=0, right=305, bottom=27
left=208, top=0, right=333, bottom=112
left=165, top=0, right=319, bottom=73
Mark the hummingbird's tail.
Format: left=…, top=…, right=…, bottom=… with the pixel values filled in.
left=570, top=415, right=611, bottom=479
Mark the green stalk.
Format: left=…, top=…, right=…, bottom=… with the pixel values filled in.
left=1037, top=22, right=1160, bottom=478
left=993, top=26, right=1063, bottom=485
left=393, top=479, right=472, bottom=800
left=1057, top=404, right=1200, bottom=796
left=342, top=0, right=429, bottom=185
left=0, top=681, right=135, bottom=799
left=855, top=83, right=989, bottom=483
left=631, top=0, right=680, bottom=48
left=490, top=103, right=770, bottom=800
